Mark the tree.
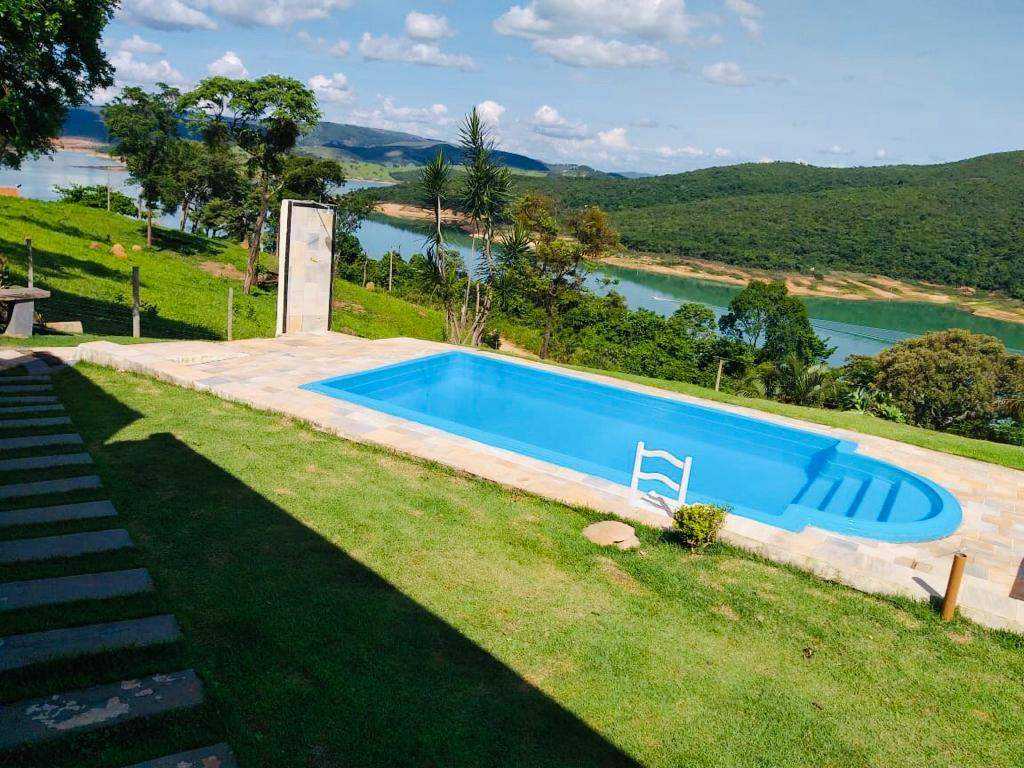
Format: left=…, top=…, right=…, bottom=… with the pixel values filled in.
left=567, top=205, right=620, bottom=259
left=532, top=238, right=587, bottom=358
left=873, top=329, right=1022, bottom=431
left=102, top=85, right=181, bottom=246
left=156, top=140, right=244, bottom=233
left=0, top=0, right=115, bottom=168
left=720, top=280, right=832, bottom=364
left=180, top=76, right=321, bottom=293
left=459, top=108, right=513, bottom=346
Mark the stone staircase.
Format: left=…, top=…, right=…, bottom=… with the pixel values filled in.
left=0, top=357, right=236, bottom=767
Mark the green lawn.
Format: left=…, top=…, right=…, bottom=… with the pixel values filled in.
left=2, top=364, right=1021, bottom=767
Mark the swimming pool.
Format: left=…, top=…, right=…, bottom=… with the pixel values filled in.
left=302, top=352, right=962, bottom=542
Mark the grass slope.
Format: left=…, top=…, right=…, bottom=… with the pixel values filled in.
left=2, top=364, right=1021, bottom=767
left=0, top=197, right=442, bottom=345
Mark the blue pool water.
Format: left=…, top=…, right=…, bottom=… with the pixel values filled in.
left=303, top=352, right=962, bottom=542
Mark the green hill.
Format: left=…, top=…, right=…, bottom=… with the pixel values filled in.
left=381, top=151, right=1024, bottom=296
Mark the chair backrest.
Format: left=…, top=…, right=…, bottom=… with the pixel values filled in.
left=629, top=441, right=692, bottom=514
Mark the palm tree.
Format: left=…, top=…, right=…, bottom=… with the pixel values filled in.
left=418, top=150, right=463, bottom=342
left=773, top=353, right=834, bottom=405
left=459, top=108, right=512, bottom=346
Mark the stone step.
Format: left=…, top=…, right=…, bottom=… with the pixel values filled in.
left=0, top=384, right=53, bottom=394
left=0, top=375, right=52, bottom=383
left=0, top=452, right=92, bottom=472
left=0, top=500, right=117, bottom=528
left=0, top=416, right=71, bottom=429
left=123, top=743, right=237, bottom=768
left=0, top=395, right=59, bottom=405
left=0, top=669, right=203, bottom=749
left=0, top=433, right=82, bottom=450
left=0, top=615, right=181, bottom=672
left=0, top=404, right=64, bottom=415
left=0, top=568, right=153, bottom=611
left=0, top=529, right=132, bottom=564
left=0, top=475, right=101, bottom=500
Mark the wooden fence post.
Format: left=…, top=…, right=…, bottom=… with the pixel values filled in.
left=25, top=238, right=33, bottom=288
left=131, top=266, right=141, bottom=339
left=941, top=552, right=967, bottom=621
left=227, top=286, right=234, bottom=341
left=714, top=358, right=725, bottom=392
left=388, top=251, right=394, bottom=292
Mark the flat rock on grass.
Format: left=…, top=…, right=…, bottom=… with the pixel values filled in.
left=0, top=528, right=132, bottom=563
left=0, top=669, right=203, bottom=748
left=0, top=614, right=181, bottom=671
left=583, top=520, right=641, bottom=550
left=123, top=743, right=238, bottom=768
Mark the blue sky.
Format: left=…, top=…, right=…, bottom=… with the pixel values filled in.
left=98, top=1, right=1024, bottom=173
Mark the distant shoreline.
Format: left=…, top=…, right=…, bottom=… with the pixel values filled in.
left=374, top=201, right=1024, bottom=325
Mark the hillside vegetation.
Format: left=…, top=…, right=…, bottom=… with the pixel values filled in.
left=381, top=151, right=1024, bottom=296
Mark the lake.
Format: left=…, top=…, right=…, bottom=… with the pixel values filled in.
left=354, top=212, right=1024, bottom=364
left=6, top=152, right=1024, bottom=363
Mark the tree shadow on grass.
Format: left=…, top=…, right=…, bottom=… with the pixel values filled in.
left=34, top=287, right=220, bottom=340
left=0, top=238, right=125, bottom=282
left=151, top=227, right=228, bottom=259
left=11, top=366, right=641, bottom=768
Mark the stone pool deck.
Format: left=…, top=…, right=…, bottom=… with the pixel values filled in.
left=36, top=332, right=1024, bottom=633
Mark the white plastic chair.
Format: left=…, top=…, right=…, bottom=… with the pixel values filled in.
left=629, top=441, right=692, bottom=515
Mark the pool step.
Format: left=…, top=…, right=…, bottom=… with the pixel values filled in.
left=795, top=475, right=839, bottom=508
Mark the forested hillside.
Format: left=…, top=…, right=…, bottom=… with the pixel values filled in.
left=380, top=151, right=1024, bottom=297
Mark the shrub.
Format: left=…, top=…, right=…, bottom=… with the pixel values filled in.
left=874, top=329, right=1020, bottom=431
left=54, top=184, right=138, bottom=216
left=672, top=503, right=727, bottom=550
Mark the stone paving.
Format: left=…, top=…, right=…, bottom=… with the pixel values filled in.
left=48, top=332, right=1024, bottom=633
left=0, top=356, right=231, bottom=763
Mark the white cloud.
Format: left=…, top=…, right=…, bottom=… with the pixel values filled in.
left=531, top=105, right=588, bottom=138
left=117, top=0, right=216, bottom=30
left=358, top=33, right=476, bottom=71
left=713, top=147, right=732, bottom=157
left=658, top=144, right=705, bottom=157
left=725, top=0, right=763, bottom=39
left=307, top=72, right=355, bottom=104
left=493, top=0, right=701, bottom=44
left=598, top=127, right=630, bottom=150
left=118, top=0, right=352, bottom=30
left=348, top=96, right=450, bottom=131
left=875, top=147, right=888, bottom=160
left=476, top=100, right=506, bottom=126
left=90, top=85, right=122, bottom=105
left=119, top=34, right=163, bottom=54
left=493, top=4, right=553, bottom=37
left=758, top=156, right=774, bottom=163
left=328, top=39, right=350, bottom=57
left=208, top=51, right=249, bottom=77
left=110, top=50, right=186, bottom=85
left=405, top=11, right=453, bottom=40
left=725, top=0, right=762, bottom=16
left=820, top=144, right=855, bottom=156
left=533, top=35, right=667, bottom=68
left=702, top=61, right=750, bottom=86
